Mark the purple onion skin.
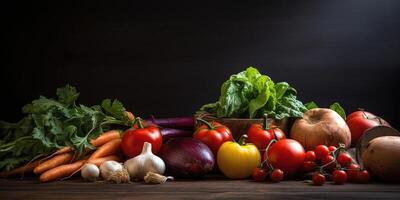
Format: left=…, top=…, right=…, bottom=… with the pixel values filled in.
left=159, top=137, right=214, bottom=178
left=161, top=128, right=193, bottom=142
left=146, top=116, right=194, bottom=130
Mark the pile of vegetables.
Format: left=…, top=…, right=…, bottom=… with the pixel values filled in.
left=1, top=66, right=399, bottom=185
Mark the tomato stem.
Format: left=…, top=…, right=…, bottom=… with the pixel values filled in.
left=196, top=118, right=214, bottom=130
left=263, top=114, right=269, bottom=130
left=136, top=117, right=145, bottom=129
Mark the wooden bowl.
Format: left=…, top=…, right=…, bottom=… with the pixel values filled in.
left=195, top=112, right=291, bottom=140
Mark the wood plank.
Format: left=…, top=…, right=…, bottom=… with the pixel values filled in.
left=1, top=176, right=400, bottom=200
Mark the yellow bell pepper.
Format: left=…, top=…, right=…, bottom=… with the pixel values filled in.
left=217, top=135, right=261, bottom=179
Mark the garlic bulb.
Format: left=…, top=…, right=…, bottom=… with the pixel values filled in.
left=100, top=161, right=123, bottom=180
left=144, top=172, right=173, bottom=184
left=81, top=163, right=100, bottom=181
left=124, top=142, right=165, bottom=180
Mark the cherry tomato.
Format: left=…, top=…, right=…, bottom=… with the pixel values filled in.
left=252, top=167, right=267, bottom=182
left=270, top=168, right=284, bottom=182
left=302, top=161, right=317, bottom=172
left=314, top=145, right=330, bottom=160
left=322, top=155, right=336, bottom=171
left=356, top=170, right=370, bottom=183
left=337, top=153, right=353, bottom=167
left=305, top=151, right=316, bottom=162
left=332, top=170, right=347, bottom=185
left=346, top=111, right=390, bottom=147
left=121, top=118, right=163, bottom=158
left=247, top=118, right=285, bottom=150
left=346, top=163, right=360, bottom=182
left=264, top=139, right=305, bottom=177
left=194, top=119, right=233, bottom=156
left=312, top=173, right=326, bottom=186
left=328, top=146, right=337, bottom=152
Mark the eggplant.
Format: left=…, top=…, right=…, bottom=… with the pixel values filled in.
left=146, top=116, right=194, bottom=130
left=161, top=128, right=193, bottom=142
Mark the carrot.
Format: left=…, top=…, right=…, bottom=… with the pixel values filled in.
left=87, top=155, right=121, bottom=167
left=0, top=160, right=41, bottom=178
left=39, top=160, right=85, bottom=182
left=33, top=153, right=74, bottom=175
left=88, top=139, right=121, bottom=161
left=90, top=130, right=120, bottom=147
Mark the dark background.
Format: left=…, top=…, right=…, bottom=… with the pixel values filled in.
left=2, top=0, right=400, bottom=129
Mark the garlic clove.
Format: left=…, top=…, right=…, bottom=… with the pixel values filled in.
left=81, top=163, right=100, bottom=182
left=100, top=161, right=123, bottom=180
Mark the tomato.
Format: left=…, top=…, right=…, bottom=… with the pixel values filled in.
left=121, top=118, right=163, bottom=158
left=346, top=163, right=360, bottom=182
left=356, top=170, right=370, bottom=183
left=252, top=167, right=267, bottom=182
left=194, top=119, right=233, bottom=156
left=264, top=139, right=305, bottom=177
left=217, top=136, right=261, bottom=179
left=322, top=155, right=336, bottom=171
left=346, top=110, right=390, bottom=147
left=314, top=145, right=330, bottom=160
left=305, top=151, right=316, bottom=162
left=332, top=170, right=347, bottom=185
left=337, top=153, right=352, bottom=167
left=302, top=161, right=317, bottom=172
left=247, top=118, right=285, bottom=150
left=328, top=146, right=337, bottom=152
left=312, top=173, right=326, bottom=186
left=270, top=168, right=284, bottom=182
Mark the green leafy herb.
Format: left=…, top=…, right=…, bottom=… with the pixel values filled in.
left=304, top=101, right=346, bottom=120
left=200, top=67, right=307, bottom=119
left=0, top=85, right=134, bottom=172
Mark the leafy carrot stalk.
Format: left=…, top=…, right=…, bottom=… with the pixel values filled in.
left=87, top=155, right=121, bottom=167
left=90, top=130, right=120, bottom=147
left=39, top=160, right=85, bottom=182
left=88, top=139, right=121, bottom=161
left=33, top=153, right=74, bottom=175
left=0, top=160, right=41, bottom=178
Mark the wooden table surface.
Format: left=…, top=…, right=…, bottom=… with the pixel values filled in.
left=1, top=176, right=400, bottom=200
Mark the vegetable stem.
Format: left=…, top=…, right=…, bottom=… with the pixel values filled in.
left=196, top=118, right=214, bottom=130
left=238, top=135, right=248, bottom=145
left=263, top=114, right=269, bottom=130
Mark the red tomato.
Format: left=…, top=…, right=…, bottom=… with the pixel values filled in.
left=346, top=111, right=390, bottom=147
left=270, top=168, right=284, bottom=182
left=121, top=118, right=163, bottom=158
left=356, top=170, right=370, bottom=183
left=247, top=122, right=285, bottom=150
left=322, top=155, right=336, bottom=171
left=312, top=173, right=326, bottom=186
left=252, top=167, right=267, bottom=182
left=305, top=151, right=316, bottom=162
left=314, top=145, right=330, bottom=160
left=328, top=146, right=337, bottom=152
left=302, top=161, right=317, bottom=172
left=264, top=139, right=305, bottom=177
left=332, top=170, right=347, bottom=185
left=194, top=119, right=233, bottom=156
left=337, top=153, right=352, bottom=167
left=346, top=163, right=360, bottom=182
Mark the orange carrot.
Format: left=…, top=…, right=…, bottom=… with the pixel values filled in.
left=87, top=155, right=121, bottom=167
left=90, top=130, right=120, bottom=147
left=33, top=153, right=74, bottom=175
left=0, top=160, right=41, bottom=178
left=39, top=160, right=85, bottom=182
left=88, top=139, right=121, bottom=161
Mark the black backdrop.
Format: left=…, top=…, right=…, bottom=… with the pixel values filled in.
left=2, top=1, right=400, bottom=129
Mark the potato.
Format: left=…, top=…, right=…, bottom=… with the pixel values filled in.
left=362, top=136, right=400, bottom=182
left=290, top=108, right=351, bottom=150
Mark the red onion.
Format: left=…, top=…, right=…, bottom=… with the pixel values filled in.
left=158, top=138, right=214, bottom=178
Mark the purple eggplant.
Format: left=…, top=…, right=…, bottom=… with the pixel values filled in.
left=161, top=128, right=193, bottom=142
left=146, top=116, right=194, bottom=130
